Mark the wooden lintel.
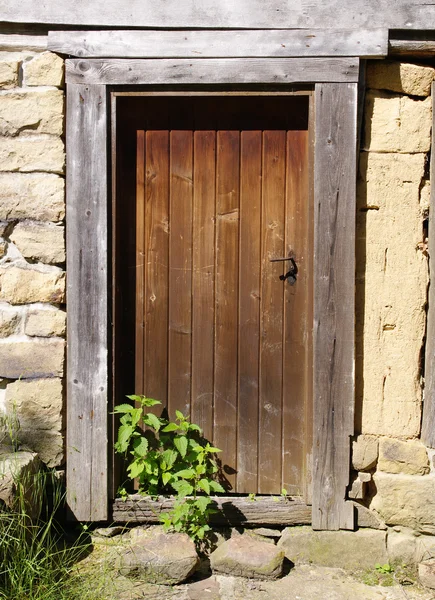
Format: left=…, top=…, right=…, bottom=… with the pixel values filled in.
left=65, top=58, right=359, bottom=86
left=49, top=29, right=387, bottom=59
left=389, top=39, right=435, bottom=57
left=112, top=495, right=311, bottom=526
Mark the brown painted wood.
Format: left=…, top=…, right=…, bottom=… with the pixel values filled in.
left=142, top=131, right=170, bottom=405
left=135, top=131, right=145, bottom=396
left=66, top=83, right=108, bottom=521
left=312, top=83, right=357, bottom=531
left=65, top=58, right=359, bottom=85
left=132, top=95, right=312, bottom=496
left=422, top=81, right=435, bottom=449
left=258, top=131, right=286, bottom=494
left=5, top=1, right=435, bottom=30
left=191, top=131, right=216, bottom=441
left=214, top=130, right=240, bottom=491
left=237, top=131, right=262, bottom=493
left=168, top=130, right=193, bottom=417
left=112, top=494, right=311, bottom=526
left=48, top=29, right=388, bottom=58
left=282, top=130, right=312, bottom=497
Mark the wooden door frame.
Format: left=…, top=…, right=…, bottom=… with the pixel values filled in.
left=65, top=58, right=357, bottom=530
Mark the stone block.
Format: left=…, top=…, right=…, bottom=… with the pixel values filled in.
left=0, top=173, right=64, bottom=221
left=210, top=535, right=284, bottom=579
left=419, top=559, right=435, bottom=589
left=5, top=377, right=63, bottom=432
left=277, top=527, right=387, bottom=571
left=371, top=472, right=435, bottom=534
left=387, top=527, right=417, bottom=564
left=10, top=221, right=65, bottom=264
left=23, top=52, right=64, bottom=87
left=348, top=472, right=371, bottom=500
left=352, top=435, right=379, bottom=470
left=25, top=308, right=66, bottom=337
left=416, top=535, right=435, bottom=563
left=378, top=438, right=430, bottom=475
left=364, top=91, right=432, bottom=153
left=356, top=152, right=428, bottom=437
left=0, top=240, right=6, bottom=258
left=0, top=136, right=64, bottom=173
left=18, top=429, right=63, bottom=467
left=366, top=61, right=435, bottom=97
left=0, top=55, right=19, bottom=89
left=0, top=305, right=20, bottom=337
left=0, top=450, right=40, bottom=513
left=0, top=265, right=65, bottom=304
left=0, top=89, right=63, bottom=136
left=353, top=503, right=387, bottom=529
left=0, top=338, right=64, bottom=379
left=117, top=527, right=199, bottom=584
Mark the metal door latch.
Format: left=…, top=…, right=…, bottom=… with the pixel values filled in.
left=270, top=253, right=298, bottom=286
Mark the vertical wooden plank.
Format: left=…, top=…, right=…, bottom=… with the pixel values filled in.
left=258, top=130, right=286, bottom=494
left=422, top=81, right=435, bottom=449
left=191, top=130, right=216, bottom=440
left=237, top=130, right=262, bottom=493
left=312, top=82, right=357, bottom=530
left=214, top=130, right=239, bottom=491
left=144, top=130, right=170, bottom=406
left=135, top=130, right=145, bottom=395
left=168, top=130, right=193, bottom=418
left=66, top=83, right=108, bottom=521
left=282, top=130, right=312, bottom=496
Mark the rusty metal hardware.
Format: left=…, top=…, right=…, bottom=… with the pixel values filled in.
left=270, top=253, right=298, bottom=286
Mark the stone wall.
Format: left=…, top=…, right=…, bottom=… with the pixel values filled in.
left=0, top=49, right=65, bottom=467
left=354, top=60, right=435, bottom=553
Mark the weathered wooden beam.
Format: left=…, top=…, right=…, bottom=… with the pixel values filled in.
left=66, top=83, right=109, bottom=522
left=65, top=58, right=359, bottom=85
left=0, top=33, right=47, bottom=51
left=48, top=29, right=387, bottom=59
left=389, top=39, right=435, bottom=56
left=1, top=1, right=435, bottom=30
left=422, top=81, right=435, bottom=450
left=112, top=495, right=311, bottom=525
left=312, top=82, right=357, bottom=531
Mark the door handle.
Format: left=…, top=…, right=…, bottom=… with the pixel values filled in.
left=270, top=253, right=298, bottom=286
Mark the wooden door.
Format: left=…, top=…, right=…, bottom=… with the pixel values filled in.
left=135, top=95, right=312, bottom=495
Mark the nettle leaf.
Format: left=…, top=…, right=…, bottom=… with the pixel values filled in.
left=130, top=408, right=143, bottom=428
left=113, top=403, right=135, bottom=414
left=174, top=436, right=188, bottom=458
left=175, top=410, right=185, bottom=421
left=132, top=436, right=148, bottom=457
left=161, top=422, right=179, bottom=433
left=195, top=496, right=211, bottom=514
left=126, top=394, right=144, bottom=403
left=141, top=397, right=162, bottom=407
left=162, top=449, right=177, bottom=469
left=209, top=480, right=226, bottom=493
left=171, top=480, right=193, bottom=497
left=175, top=468, right=195, bottom=480
left=188, top=423, right=202, bottom=432
left=197, top=479, right=210, bottom=494
left=128, top=460, right=145, bottom=479
left=144, top=413, right=161, bottom=431
left=116, top=424, right=135, bottom=452
left=162, top=472, right=172, bottom=487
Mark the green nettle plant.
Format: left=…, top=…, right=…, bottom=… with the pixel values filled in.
left=114, top=395, right=226, bottom=541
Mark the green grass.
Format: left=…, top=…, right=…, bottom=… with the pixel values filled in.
left=0, top=468, right=104, bottom=600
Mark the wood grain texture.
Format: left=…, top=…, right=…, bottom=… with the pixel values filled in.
left=312, top=82, right=357, bottom=531
left=214, top=130, right=240, bottom=491
left=191, top=131, right=216, bottom=441
left=112, top=494, right=311, bottom=525
left=422, top=81, right=435, bottom=449
left=168, top=130, right=193, bottom=417
left=237, top=131, right=261, bottom=493
left=0, top=33, right=47, bottom=51
left=389, top=38, right=435, bottom=56
left=4, top=1, right=435, bottom=29
left=65, top=58, right=359, bottom=85
left=66, top=83, right=108, bottom=522
left=258, top=131, right=286, bottom=494
left=282, top=129, right=312, bottom=497
left=49, top=29, right=387, bottom=58
left=135, top=131, right=145, bottom=396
